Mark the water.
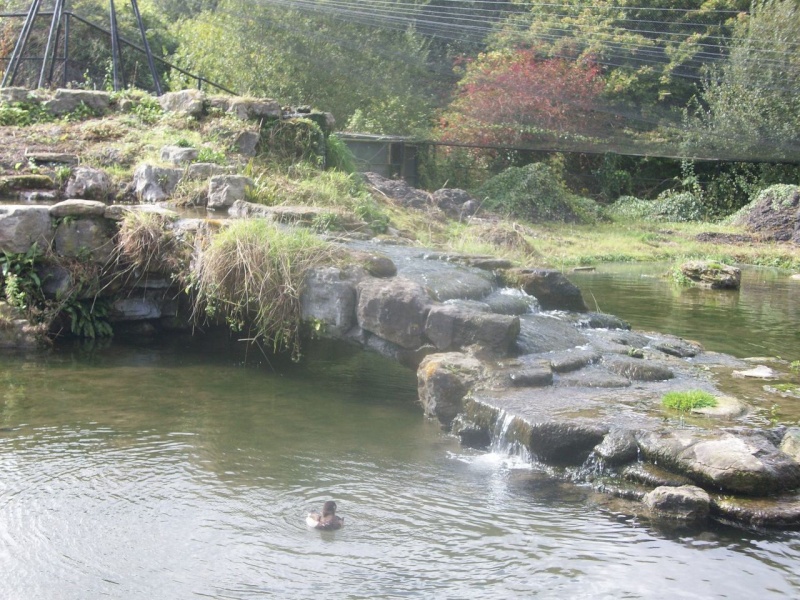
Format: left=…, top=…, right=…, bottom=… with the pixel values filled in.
left=1, top=335, right=799, bottom=599
left=570, top=263, right=800, bottom=360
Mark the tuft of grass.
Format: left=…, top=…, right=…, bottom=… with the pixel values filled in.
left=190, top=219, right=332, bottom=360
left=662, top=390, right=718, bottom=412
left=113, top=210, right=186, bottom=281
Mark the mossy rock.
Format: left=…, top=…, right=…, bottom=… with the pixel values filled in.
left=0, top=174, right=54, bottom=193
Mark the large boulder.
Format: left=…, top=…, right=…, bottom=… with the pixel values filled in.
left=44, top=89, right=110, bottom=116
left=431, top=188, right=476, bottom=218
left=0, top=206, right=53, bottom=253
left=505, top=268, right=587, bottom=312
left=424, top=304, right=520, bottom=355
left=362, top=172, right=430, bottom=209
left=418, top=352, right=484, bottom=426
left=356, top=277, right=432, bottom=349
left=680, top=260, right=741, bottom=289
left=300, top=266, right=363, bottom=338
left=49, top=199, right=106, bottom=218
left=644, top=485, right=710, bottom=521
left=64, top=167, right=112, bottom=201
left=53, top=217, right=114, bottom=263
left=158, top=89, right=205, bottom=117
left=227, top=98, right=281, bottom=120
left=133, top=164, right=183, bottom=203
left=160, top=145, right=198, bottom=165
left=637, top=430, right=800, bottom=495
left=207, top=175, right=253, bottom=210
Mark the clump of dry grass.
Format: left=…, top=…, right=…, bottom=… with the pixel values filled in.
left=113, top=210, right=188, bottom=282
left=190, top=218, right=331, bottom=360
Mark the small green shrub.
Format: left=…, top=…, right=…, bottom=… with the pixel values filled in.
left=196, top=147, right=227, bottom=164
left=652, top=191, right=706, bottom=222
left=325, top=134, right=357, bottom=173
left=479, top=162, right=581, bottom=222
left=0, top=101, right=52, bottom=126
left=662, top=390, right=718, bottom=412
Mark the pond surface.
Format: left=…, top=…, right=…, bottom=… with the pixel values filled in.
left=569, top=263, right=800, bottom=361
left=1, top=335, right=799, bottom=599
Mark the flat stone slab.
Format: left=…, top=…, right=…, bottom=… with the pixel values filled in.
left=25, top=151, right=80, bottom=165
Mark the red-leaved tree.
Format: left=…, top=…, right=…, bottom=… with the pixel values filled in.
left=439, top=48, right=606, bottom=149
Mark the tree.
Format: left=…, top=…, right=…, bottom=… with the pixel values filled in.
left=687, top=0, right=800, bottom=161
left=438, top=48, right=606, bottom=150
left=167, top=0, right=438, bottom=135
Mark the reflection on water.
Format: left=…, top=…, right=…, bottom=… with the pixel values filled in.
left=1, top=338, right=799, bottom=598
left=570, top=263, right=800, bottom=360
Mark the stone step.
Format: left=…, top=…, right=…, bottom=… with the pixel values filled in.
left=24, top=151, right=80, bottom=165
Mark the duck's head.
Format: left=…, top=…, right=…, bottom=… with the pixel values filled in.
left=322, top=501, right=337, bottom=517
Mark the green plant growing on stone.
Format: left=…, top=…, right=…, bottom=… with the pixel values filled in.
left=311, top=211, right=343, bottom=233
left=0, top=245, right=44, bottom=314
left=113, top=211, right=187, bottom=284
left=790, top=360, right=800, bottom=373
left=190, top=219, right=332, bottom=360
left=62, top=297, right=113, bottom=339
left=662, top=390, right=718, bottom=412
left=196, top=147, right=227, bottom=164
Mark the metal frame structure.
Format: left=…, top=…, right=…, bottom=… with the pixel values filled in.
left=1, top=0, right=163, bottom=94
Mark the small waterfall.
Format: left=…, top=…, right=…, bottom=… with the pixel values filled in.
left=488, top=411, right=531, bottom=466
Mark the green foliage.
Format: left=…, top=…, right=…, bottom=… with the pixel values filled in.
left=478, top=163, right=586, bottom=223
left=662, top=390, right=718, bottom=412
left=0, top=101, right=52, bottom=126
left=131, top=95, right=164, bottom=124
left=607, top=191, right=706, bottom=222
left=686, top=0, right=800, bottom=161
left=168, top=0, right=436, bottom=135
left=62, top=298, right=113, bottom=339
left=261, top=119, right=326, bottom=166
left=1, top=245, right=44, bottom=312
left=190, top=219, right=331, bottom=360
left=325, top=134, right=357, bottom=173
left=196, top=147, right=227, bottom=165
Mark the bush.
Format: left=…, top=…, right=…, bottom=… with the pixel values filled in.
left=606, top=191, right=706, bottom=222
left=478, top=162, right=581, bottom=222
left=325, top=134, right=357, bottom=173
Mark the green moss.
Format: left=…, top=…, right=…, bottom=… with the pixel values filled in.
left=662, top=390, right=718, bottom=412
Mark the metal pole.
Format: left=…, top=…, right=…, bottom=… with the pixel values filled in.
left=47, top=7, right=64, bottom=86
left=38, top=0, right=65, bottom=88
left=62, top=11, right=69, bottom=86
left=2, top=0, right=43, bottom=88
left=109, top=0, right=122, bottom=91
left=128, top=0, right=161, bottom=95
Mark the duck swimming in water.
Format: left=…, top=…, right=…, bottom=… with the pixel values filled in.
left=306, top=500, right=344, bottom=530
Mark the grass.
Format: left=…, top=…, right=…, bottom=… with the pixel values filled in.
left=190, top=219, right=333, bottom=360
left=662, top=390, right=718, bottom=412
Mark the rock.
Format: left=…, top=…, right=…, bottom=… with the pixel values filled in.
left=44, top=89, right=110, bottom=116
left=53, top=216, right=114, bottom=263
left=637, top=430, right=800, bottom=495
left=363, top=172, right=431, bottom=209
left=508, top=362, right=553, bottom=387
left=505, top=268, right=587, bottom=312
left=605, top=356, right=674, bottom=381
left=0, top=87, right=32, bottom=103
left=19, top=190, right=59, bottom=203
left=348, top=251, right=396, bottom=278
left=692, top=395, right=747, bottom=418
left=650, top=335, right=702, bottom=358
left=780, top=428, right=800, bottom=462
left=732, top=184, right=800, bottom=244
left=226, top=98, right=281, bottom=120
left=431, top=188, right=475, bottom=217
left=515, top=314, right=589, bottom=354
left=49, top=199, right=106, bottom=218
left=186, top=163, right=227, bottom=180
left=25, top=151, right=79, bottom=165
left=234, top=130, right=261, bottom=156
left=528, top=421, right=608, bottom=465
left=418, top=352, right=483, bottom=426
left=712, top=494, right=800, bottom=528
left=158, top=89, right=205, bottom=117
left=556, top=367, right=631, bottom=388
left=644, top=485, right=710, bottom=521
left=461, top=199, right=480, bottom=217
left=424, top=304, right=520, bottom=354
left=357, top=277, right=432, bottom=349
left=110, top=296, right=162, bottom=320
left=0, top=174, right=54, bottom=192
left=207, top=175, right=253, bottom=209
left=451, top=415, right=491, bottom=449
left=594, top=429, right=639, bottom=465
left=0, top=301, right=46, bottom=349
left=133, top=164, right=183, bottom=202
left=0, top=206, right=53, bottom=253
left=680, top=260, right=741, bottom=289
left=622, top=463, right=693, bottom=487
left=480, top=290, right=537, bottom=315
left=64, top=167, right=111, bottom=200
left=732, top=365, right=778, bottom=379
left=160, top=145, right=198, bottom=165
left=575, top=312, right=631, bottom=330
left=545, top=348, right=601, bottom=373
left=300, top=266, right=363, bottom=338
